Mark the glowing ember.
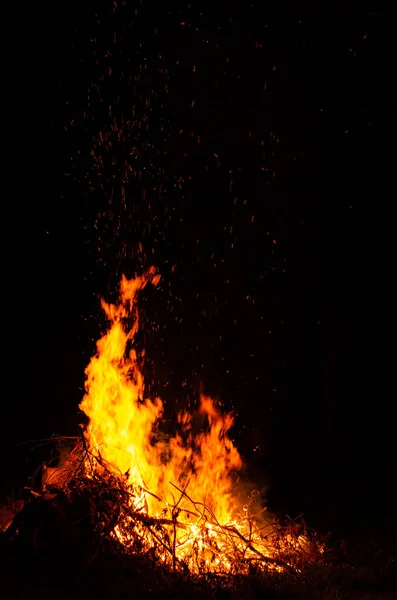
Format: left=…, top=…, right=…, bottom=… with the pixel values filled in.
left=78, top=268, right=323, bottom=574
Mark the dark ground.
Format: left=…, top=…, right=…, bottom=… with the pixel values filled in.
left=1, top=508, right=396, bottom=600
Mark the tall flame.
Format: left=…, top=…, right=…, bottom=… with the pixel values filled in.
left=77, top=269, right=325, bottom=573
left=79, top=267, right=242, bottom=523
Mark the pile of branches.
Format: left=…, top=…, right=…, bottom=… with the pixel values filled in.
left=1, top=435, right=327, bottom=587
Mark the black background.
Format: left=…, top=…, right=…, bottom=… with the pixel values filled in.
left=3, top=1, right=393, bottom=535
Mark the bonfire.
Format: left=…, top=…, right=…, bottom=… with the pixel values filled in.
left=2, top=268, right=325, bottom=583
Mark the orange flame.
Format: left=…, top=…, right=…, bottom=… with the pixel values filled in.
left=77, top=269, right=325, bottom=573
left=79, top=267, right=242, bottom=524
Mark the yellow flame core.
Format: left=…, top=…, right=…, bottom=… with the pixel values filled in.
left=79, top=268, right=242, bottom=523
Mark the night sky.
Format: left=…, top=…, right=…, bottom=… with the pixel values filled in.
left=3, top=2, right=393, bottom=533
